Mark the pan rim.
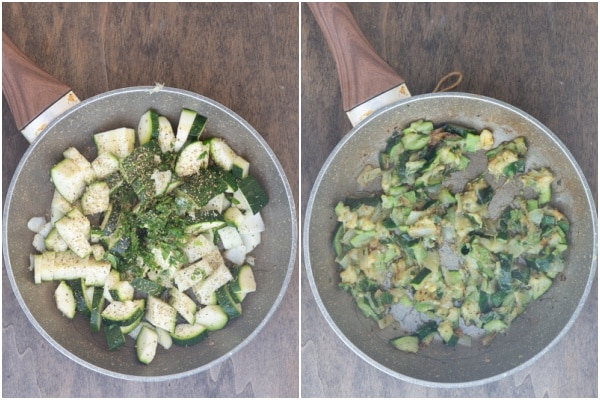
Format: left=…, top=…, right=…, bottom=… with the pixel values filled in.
left=3, top=85, right=297, bottom=382
left=303, top=91, right=597, bottom=388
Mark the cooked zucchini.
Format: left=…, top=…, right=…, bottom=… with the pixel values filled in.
left=333, top=119, right=570, bottom=353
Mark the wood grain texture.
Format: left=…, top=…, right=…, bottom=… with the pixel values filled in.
left=2, top=3, right=298, bottom=397
left=301, top=2, right=597, bottom=397
left=2, top=32, right=72, bottom=129
left=307, top=3, right=405, bottom=111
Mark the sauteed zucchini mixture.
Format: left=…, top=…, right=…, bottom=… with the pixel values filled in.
left=333, top=120, right=569, bottom=353
left=28, top=108, right=267, bottom=364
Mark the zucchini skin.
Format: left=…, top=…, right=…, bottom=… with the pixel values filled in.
left=170, top=323, right=208, bottom=347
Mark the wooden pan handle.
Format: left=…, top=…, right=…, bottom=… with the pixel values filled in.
left=2, top=32, right=72, bottom=130
left=308, top=3, right=405, bottom=112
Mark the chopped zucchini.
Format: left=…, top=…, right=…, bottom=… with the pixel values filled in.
left=157, top=116, right=176, bottom=153
left=30, top=107, right=268, bottom=365
left=209, top=137, right=238, bottom=171
left=130, top=277, right=165, bottom=297
left=105, top=323, right=127, bottom=351
left=389, top=335, right=419, bottom=353
left=44, top=228, right=68, bottom=252
left=137, top=109, right=160, bottom=145
left=94, top=127, right=136, bottom=159
left=155, top=326, right=173, bottom=350
left=217, top=226, right=244, bottom=250
left=89, top=286, right=105, bottom=332
left=101, top=299, right=145, bottom=326
left=183, top=233, right=219, bottom=264
left=35, top=251, right=112, bottom=286
left=68, top=278, right=92, bottom=318
left=170, top=323, right=208, bottom=347
left=81, top=182, right=110, bottom=215
left=216, top=284, right=242, bottom=319
left=223, top=207, right=245, bottom=227
left=332, top=119, right=569, bottom=354
left=235, top=176, right=269, bottom=214
left=91, top=152, right=120, bottom=180
left=50, top=158, right=88, bottom=204
left=63, top=147, right=95, bottom=184
left=175, top=141, right=210, bottom=177
left=109, top=280, right=135, bottom=302
left=192, top=264, right=234, bottom=305
left=230, top=264, right=257, bottom=302
left=231, top=155, right=250, bottom=179
left=195, top=304, right=229, bottom=331
left=174, top=108, right=207, bottom=151
left=136, top=324, right=158, bottom=364
left=145, top=296, right=177, bottom=333
left=174, top=258, right=214, bottom=292
left=168, top=287, right=198, bottom=324
left=54, top=280, right=77, bottom=319
left=51, top=190, right=73, bottom=223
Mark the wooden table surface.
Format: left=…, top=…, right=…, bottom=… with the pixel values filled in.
left=301, top=3, right=597, bottom=398
left=2, top=3, right=298, bottom=397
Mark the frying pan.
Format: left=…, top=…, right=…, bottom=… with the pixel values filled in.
left=2, top=33, right=296, bottom=381
left=304, top=3, right=597, bottom=387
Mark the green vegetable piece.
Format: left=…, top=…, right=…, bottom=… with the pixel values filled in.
left=443, top=123, right=477, bottom=138
left=390, top=335, right=420, bottom=353
left=411, top=268, right=432, bottom=288
left=401, top=133, right=430, bottom=151
left=90, top=287, right=105, bottom=333
left=415, top=321, right=438, bottom=341
left=105, top=324, right=126, bottom=351
left=131, top=277, right=165, bottom=297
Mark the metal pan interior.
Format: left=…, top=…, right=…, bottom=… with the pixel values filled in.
left=304, top=92, right=596, bottom=387
left=3, top=86, right=297, bottom=381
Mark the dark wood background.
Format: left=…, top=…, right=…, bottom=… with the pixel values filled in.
left=2, top=3, right=298, bottom=397
left=301, top=2, right=597, bottom=397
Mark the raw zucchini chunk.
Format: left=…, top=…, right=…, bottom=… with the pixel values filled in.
left=175, top=141, right=210, bottom=177
left=168, top=287, right=198, bottom=324
left=145, top=296, right=177, bottom=333
left=91, top=152, right=120, bottom=179
left=105, top=323, right=126, bottom=351
left=157, top=116, right=176, bottom=153
left=54, top=280, right=76, bottom=319
left=81, top=181, right=110, bottom=215
left=233, top=175, right=268, bottom=214
left=54, top=208, right=92, bottom=258
left=230, top=264, right=257, bottom=302
left=174, top=108, right=207, bottom=151
left=195, top=304, right=228, bottom=331
left=63, top=147, right=95, bottom=184
left=34, top=250, right=111, bottom=287
left=101, top=299, right=145, bottom=326
left=138, top=109, right=160, bottom=145
left=50, top=158, right=89, bottom=203
left=209, top=137, right=237, bottom=171
left=136, top=325, right=159, bottom=364
left=174, top=258, right=214, bottom=292
left=94, top=127, right=136, bottom=159
left=170, top=323, right=208, bottom=347
left=192, top=264, right=234, bottom=305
